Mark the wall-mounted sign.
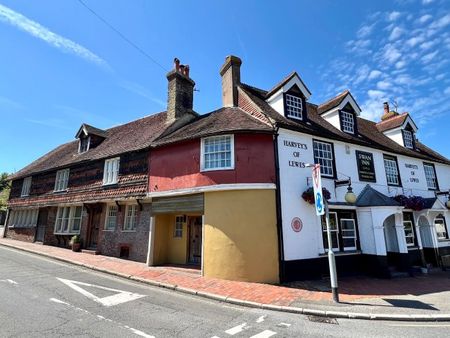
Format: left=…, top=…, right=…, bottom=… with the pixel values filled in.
left=405, top=163, right=420, bottom=183
left=355, top=150, right=376, bottom=182
left=282, top=139, right=308, bottom=168
left=291, top=217, right=303, bottom=232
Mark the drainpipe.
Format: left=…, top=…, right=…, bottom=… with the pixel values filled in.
left=273, top=127, right=285, bottom=282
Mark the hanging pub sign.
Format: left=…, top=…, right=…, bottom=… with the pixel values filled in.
left=355, top=150, right=376, bottom=182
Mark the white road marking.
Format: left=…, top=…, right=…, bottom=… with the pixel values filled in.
left=256, top=315, right=266, bottom=323
left=211, top=336, right=221, bottom=338
left=0, top=279, right=18, bottom=285
left=49, top=298, right=155, bottom=337
left=57, top=277, right=145, bottom=307
left=249, top=330, right=277, bottom=338
left=225, top=323, right=249, bottom=335
left=277, top=322, right=291, bottom=328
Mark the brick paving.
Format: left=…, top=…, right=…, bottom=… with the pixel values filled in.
left=1, top=238, right=449, bottom=311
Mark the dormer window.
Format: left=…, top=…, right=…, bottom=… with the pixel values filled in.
left=79, top=136, right=90, bottom=153
left=402, top=129, right=414, bottom=149
left=340, top=110, right=355, bottom=134
left=285, top=94, right=303, bottom=120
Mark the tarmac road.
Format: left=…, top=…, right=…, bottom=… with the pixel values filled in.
left=0, top=245, right=448, bottom=338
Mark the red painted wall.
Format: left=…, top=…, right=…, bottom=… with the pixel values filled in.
left=149, top=133, right=276, bottom=192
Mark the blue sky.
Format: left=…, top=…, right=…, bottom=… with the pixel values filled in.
left=0, top=0, right=449, bottom=174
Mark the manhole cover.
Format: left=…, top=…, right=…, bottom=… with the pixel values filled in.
left=307, top=315, right=338, bottom=324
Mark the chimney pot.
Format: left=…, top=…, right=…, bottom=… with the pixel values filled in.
left=185, top=65, right=190, bottom=78
left=174, top=58, right=180, bottom=72
left=383, top=102, right=389, bottom=114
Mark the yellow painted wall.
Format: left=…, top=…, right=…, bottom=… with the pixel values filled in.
left=204, top=189, right=279, bottom=283
left=153, top=214, right=188, bottom=265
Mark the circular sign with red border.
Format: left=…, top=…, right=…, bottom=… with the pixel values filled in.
left=291, top=217, right=303, bottom=233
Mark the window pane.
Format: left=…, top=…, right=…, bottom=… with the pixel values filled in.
left=313, top=141, right=334, bottom=177
left=203, top=136, right=233, bottom=170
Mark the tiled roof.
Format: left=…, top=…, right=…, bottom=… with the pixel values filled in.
left=317, top=90, right=349, bottom=114
left=11, top=112, right=168, bottom=180
left=241, top=84, right=450, bottom=165
left=265, top=71, right=312, bottom=98
left=81, top=123, right=108, bottom=138
left=153, top=107, right=273, bottom=146
left=376, top=113, right=409, bottom=132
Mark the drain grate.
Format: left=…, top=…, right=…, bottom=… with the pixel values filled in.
left=307, top=315, right=339, bottom=324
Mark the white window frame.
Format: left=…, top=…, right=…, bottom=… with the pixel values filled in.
left=200, top=135, right=235, bottom=171
left=54, top=169, right=70, bottom=192
left=322, top=212, right=340, bottom=252
left=123, top=205, right=137, bottom=231
left=435, top=215, right=448, bottom=241
left=313, top=140, right=335, bottom=178
left=285, top=93, right=303, bottom=120
left=423, top=163, right=438, bottom=190
left=341, top=111, right=354, bottom=134
left=103, top=157, right=120, bottom=185
left=340, top=218, right=357, bottom=251
left=54, top=206, right=83, bottom=235
left=78, top=135, right=90, bottom=153
left=174, top=215, right=184, bottom=238
left=384, top=156, right=400, bottom=186
left=104, top=205, right=118, bottom=231
left=21, top=177, right=32, bottom=197
left=403, top=220, right=415, bottom=246
left=8, top=209, right=39, bottom=228
left=403, top=130, right=414, bottom=149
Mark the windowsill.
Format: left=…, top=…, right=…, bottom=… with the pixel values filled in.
left=54, top=232, right=80, bottom=236
left=8, top=225, right=36, bottom=229
left=407, top=246, right=418, bottom=250
left=286, top=115, right=303, bottom=121
left=121, top=230, right=136, bottom=233
left=53, top=189, right=68, bottom=194
left=438, top=239, right=450, bottom=243
left=320, top=250, right=361, bottom=257
left=200, top=167, right=235, bottom=173
left=20, top=195, right=29, bottom=198
left=103, top=182, right=119, bottom=187
left=103, top=229, right=116, bottom=232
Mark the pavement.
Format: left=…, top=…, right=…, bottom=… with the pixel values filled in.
left=1, top=237, right=450, bottom=322
left=2, top=246, right=450, bottom=338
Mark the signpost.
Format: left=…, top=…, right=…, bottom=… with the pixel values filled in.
left=311, top=164, right=339, bottom=302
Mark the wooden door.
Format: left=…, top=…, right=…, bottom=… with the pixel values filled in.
left=88, top=206, right=102, bottom=248
left=35, top=209, right=47, bottom=242
left=188, top=216, right=202, bottom=265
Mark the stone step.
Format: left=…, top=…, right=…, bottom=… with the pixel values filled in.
left=81, top=248, right=100, bottom=255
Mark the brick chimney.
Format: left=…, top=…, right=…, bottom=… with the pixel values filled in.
left=166, top=58, right=195, bottom=124
left=381, top=101, right=399, bottom=121
left=220, top=55, right=242, bottom=107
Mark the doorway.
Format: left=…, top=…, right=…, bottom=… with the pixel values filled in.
left=87, top=204, right=102, bottom=249
left=187, top=216, right=202, bottom=265
left=35, top=209, right=47, bottom=243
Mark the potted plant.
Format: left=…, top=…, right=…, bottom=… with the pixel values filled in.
left=302, top=187, right=331, bottom=205
left=69, top=235, right=81, bottom=252
left=394, top=195, right=426, bottom=211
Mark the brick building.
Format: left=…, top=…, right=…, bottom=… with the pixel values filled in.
left=5, top=55, right=450, bottom=283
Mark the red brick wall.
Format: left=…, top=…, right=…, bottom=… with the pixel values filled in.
left=5, top=227, right=35, bottom=242
left=149, top=133, right=276, bottom=192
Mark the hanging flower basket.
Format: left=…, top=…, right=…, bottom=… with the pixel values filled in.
left=302, top=187, right=331, bottom=205
left=394, top=194, right=426, bottom=211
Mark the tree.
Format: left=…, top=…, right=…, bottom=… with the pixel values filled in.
left=0, top=172, right=10, bottom=212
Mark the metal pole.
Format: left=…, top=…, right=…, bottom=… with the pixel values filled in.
left=324, top=199, right=339, bottom=302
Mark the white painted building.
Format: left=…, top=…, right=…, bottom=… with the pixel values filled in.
left=240, top=72, right=450, bottom=280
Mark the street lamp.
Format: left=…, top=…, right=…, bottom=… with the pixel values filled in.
left=305, top=163, right=339, bottom=302
left=335, top=178, right=357, bottom=204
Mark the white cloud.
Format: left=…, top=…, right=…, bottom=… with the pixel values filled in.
left=377, top=80, right=392, bottom=90
left=388, top=11, right=402, bottom=21
left=420, top=38, right=439, bottom=50
left=382, top=46, right=402, bottom=64
left=421, top=50, right=438, bottom=63
left=389, top=26, right=405, bottom=41
left=430, top=14, right=450, bottom=30
left=418, top=14, right=432, bottom=24
left=422, top=0, right=434, bottom=4
left=0, top=3, right=108, bottom=69
left=368, top=70, right=382, bottom=80
left=395, top=60, right=406, bottom=69
left=444, top=87, right=450, bottom=95
left=406, top=35, right=425, bottom=47
left=0, top=96, right=23, bottom=110
left=357, top=24, right=375, bottom=38
left=368, top=89, right=387, bottom=99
